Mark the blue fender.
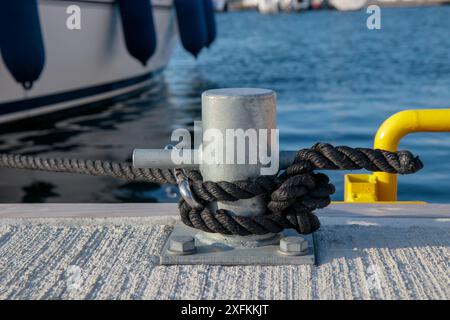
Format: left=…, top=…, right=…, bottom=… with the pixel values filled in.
left=118, top=0, right=157, bottom=66
left=174, top=0, right=208, bottom=58
left=203, top=0, right=216, bottom=47
left=0, top=0, right=46, bottom=90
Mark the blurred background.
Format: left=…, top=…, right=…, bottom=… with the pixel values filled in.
left=0, top=3, right=449, bottom=203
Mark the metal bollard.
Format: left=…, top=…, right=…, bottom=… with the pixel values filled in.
left=134, top=88, right=315, bottom=265
left=200, top=88, right=276, bottom=182
left=197, top=88, right=278, bottom=245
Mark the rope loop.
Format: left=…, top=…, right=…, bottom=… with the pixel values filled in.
left=177, top=143, right=423, bottom=235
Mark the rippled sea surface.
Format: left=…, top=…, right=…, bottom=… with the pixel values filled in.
left=0, top=6, right=449, bottom=203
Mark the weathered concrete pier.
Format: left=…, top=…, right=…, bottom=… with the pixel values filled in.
left=0, top=203, right=448, bottom=299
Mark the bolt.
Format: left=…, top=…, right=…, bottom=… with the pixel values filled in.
left=168, top=236, right=196, bottom=255
left=279, top=236, right=308, bottom=256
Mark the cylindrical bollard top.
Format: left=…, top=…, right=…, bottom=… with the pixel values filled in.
left=200, top=88, right=277, bottom=182
left=202, top=88, right=275, bottom=100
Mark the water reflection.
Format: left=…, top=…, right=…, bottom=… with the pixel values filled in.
left=22, top=181, right=59, bottom=203
left=0, top=7, right=450, bottom=203
left=0, top=67, right=218, bottom=203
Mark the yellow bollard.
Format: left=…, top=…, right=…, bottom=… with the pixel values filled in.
left=344, top=109, right=450, bottom=202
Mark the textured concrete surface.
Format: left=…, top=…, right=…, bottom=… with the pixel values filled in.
left=0, top=213, right=448, bottom=300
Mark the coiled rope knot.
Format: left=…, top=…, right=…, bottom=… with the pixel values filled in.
left=178, top=143, right=424, bottom=236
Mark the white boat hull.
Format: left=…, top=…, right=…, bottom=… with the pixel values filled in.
left=329, top=0, right=367, bottom=11
left=0, top=0, right=177, bottom=124
left=258, top=0, right=280, bottom=13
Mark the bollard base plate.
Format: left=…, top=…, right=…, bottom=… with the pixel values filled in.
left=160, top=222, right=316, bottom=265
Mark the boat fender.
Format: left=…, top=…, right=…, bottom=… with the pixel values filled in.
left=0, top=0, right=45, bottom=90
left=203, top=0, right=216, bottom=48
left=118, top=0, right=157, bottom=66
left=174, top=0, right=208, bottom=58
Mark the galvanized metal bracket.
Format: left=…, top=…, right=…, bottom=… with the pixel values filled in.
left=160, top=221, right=316, bottom=266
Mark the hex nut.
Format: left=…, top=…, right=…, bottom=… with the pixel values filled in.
left=279, top=236, right=308, bottom=256
left=168, top=236, right=196, bottom=255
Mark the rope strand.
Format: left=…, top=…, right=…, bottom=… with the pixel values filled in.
left=0, top=143, right=423, bottom=235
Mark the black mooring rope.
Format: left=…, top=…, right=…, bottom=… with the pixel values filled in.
left=0, top=143, right=423, bottom=235
left=177, top=143, right=423, bottom=235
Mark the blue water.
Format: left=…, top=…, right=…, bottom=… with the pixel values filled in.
left=0, top=6, right=449, bottom=203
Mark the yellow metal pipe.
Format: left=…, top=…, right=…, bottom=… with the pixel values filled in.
left=373, top=109, right=450, bottom=201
